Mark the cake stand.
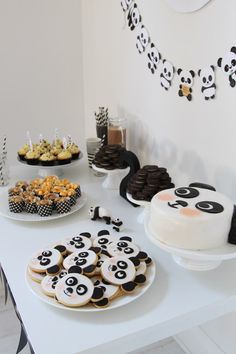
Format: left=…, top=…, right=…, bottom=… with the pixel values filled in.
left=126, top=192, right=150, bottom=224
left=144, top=213, right=236, bottom=271
left=92, top=164, right=129, bottom=189
left=17, top=153, right=83, bottom=177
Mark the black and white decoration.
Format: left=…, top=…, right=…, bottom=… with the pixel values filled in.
left=120, top=1, right=236, bottom=101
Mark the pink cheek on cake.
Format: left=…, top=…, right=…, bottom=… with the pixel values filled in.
left=180, top=208, right=202, bottom=217
left=158, top=193, right=175, bottom=201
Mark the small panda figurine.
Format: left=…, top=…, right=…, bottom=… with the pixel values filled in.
left=177, top=69, right=195, bottom=101
left=136, top=25, right=150, bottom=54
left=120, top=0, right=133, bottom=12
left=147, top=43, right=161, bottom=74
left=127, top=3, right=141, bottom=31
left=198, top=65, right=216, bottom=100
left=89, top=206, right=123, bottom=232
left=160, top=60, right=175, bottom=90
left=217, top=47, right=236, bottom=88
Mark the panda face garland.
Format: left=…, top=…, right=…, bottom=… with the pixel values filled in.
left=136, top=25, right=150, bottom=54
left=218, top=47, right=236, bottom=88
left=127, top=3, right=142, bottom=31
left=160, top=60, right=175, bottom=90
left=177, top=69, right=195, bottom=101
left=198, top=65, right=216, bottom=100
left=147, top=43, right=161, bottom=74
left=120, top=3, right=235, bottom=101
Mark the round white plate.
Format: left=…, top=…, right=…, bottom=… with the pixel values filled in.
left=26, top=263, right=156, bottom=312
left=144, top=214, right=236, bottom=271
left=0, top=192, right=87, bottom=222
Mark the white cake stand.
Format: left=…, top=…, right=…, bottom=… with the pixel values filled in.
left=144, top=213, right=236, bottom=271
left=17, top=153, right=83, bottom=177
left=92, top=164, right=129, bottom=189
left=126, top=192, right=150, bottom=224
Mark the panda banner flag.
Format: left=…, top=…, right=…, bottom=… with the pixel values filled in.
left=120, top=0, right=236, bottom=102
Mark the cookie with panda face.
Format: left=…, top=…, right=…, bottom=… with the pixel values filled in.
left=94, top=253, right=111, bottom=275
left=55, top=273, right=94, bottom=307
left=91, top=277, right=120, bottom=308
left=41, top=269, right=68, bottom=297
left=29, top=248, right=63, bottom=274
left=61, top=233, right=92, bottom=254
left=27, top=266, right=45, bottom=283
left=63, top=250, right=98, bottom=276
left=149, top=185, right=234, bottom=250
left=107, top=240, right=148, bottom=264
left=92, top=230, right=116, bottom=254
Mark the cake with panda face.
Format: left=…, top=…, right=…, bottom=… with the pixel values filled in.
left=148, top=185, right=234, bottom=250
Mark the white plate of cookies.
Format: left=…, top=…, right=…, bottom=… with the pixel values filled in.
left=26, top=231, right=156, bottom=311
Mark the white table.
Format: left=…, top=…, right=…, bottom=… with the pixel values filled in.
left=1, top=162, right=236, bottom=354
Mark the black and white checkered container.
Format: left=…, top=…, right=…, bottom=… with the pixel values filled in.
left=9, top=198, right=24, bottom=213
left=69, top=194, right=77, bottom=206
left=56, top=198, right=71, bottom=214
left=25, top=201, right=38, bottom=214
left=37, top=204, right=53, bottom=217
left=75, top=186, right=81, bottom=198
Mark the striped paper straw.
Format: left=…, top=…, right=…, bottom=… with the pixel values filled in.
left=26, top=131, right=33, bottom=151
left=62, top=137, right=67, bottom=150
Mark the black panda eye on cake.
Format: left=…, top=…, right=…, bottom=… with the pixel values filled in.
left=195, top=201, right=224, bottom=214
left=76, top=284, right=88, bottom=296
left=175, top=187, right=199, bottom=199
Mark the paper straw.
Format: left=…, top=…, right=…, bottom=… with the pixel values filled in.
left=54, top=128, right=59, bottom=141
left=0, top=163, right=4, bottom=186
left=39, top=133, right=43, bottom=144
left=2, top=135, right=7, bottom=159
left=67, top=134, right=72, bottom=146
left=62, top=137, right=67, bottom=150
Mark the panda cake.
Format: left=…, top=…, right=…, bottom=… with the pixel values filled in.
left=148, top=185, right=234, bottom=250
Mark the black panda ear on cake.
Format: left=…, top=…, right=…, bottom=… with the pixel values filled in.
left=190, top=70, right=195, bottom=78
left=231, top=47, right=236, bottom=54
left=228, top=205, right=236, bottom=245
left=189, top=182, right=216, bottom=191
left=198, top=69, right=201, bottom=76
left=217, top=57, right=222, bottom=67
left=177, top=68, right=182, bottom=75
left=211, top=65, right=215, bottom=71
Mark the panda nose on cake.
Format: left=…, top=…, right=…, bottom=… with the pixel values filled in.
left=168, top=200, right=188, bottom=209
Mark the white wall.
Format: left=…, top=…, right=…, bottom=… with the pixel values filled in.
left=0, top=0, right=85, bottom=163
left=82, top=0, right=236, bottom=201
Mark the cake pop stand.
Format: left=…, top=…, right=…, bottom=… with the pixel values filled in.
left=92, top=164, right=129, bottom=189
left=144, top=213, right=236, bottom=271
left=17, top=153, right=83, bottom=177
left=126, top=192, right=150, bottom=224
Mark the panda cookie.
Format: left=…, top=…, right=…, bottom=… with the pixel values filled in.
left=91, top=277, right=120, bottom=308
left=27, top=266, right=45, bottom=283
left=55, top=273, right=94, bottom=307
left=101, top=256, right=138, bottom=293
left=41, top=269, right=68, bottom=297
left=63, top=250, right=98, bottom=276
left=107, top=240, right=140, bottom=258
left=61, top=233, right=92, bottom=254
left=92, top=230, right=116, bottom=253
left=94, top=253, right=111, bottom=275
left=29, top=248, right=63, bottom=274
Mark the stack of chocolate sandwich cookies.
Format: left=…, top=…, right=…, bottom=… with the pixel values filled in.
left=93, top=144, right=127, bottom=170
left=127, top=165, right=174, bottom=202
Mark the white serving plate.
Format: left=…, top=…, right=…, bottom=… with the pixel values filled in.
left=0, top=192, right=87, bottom=222
left=26, top=262, right=156, bottom=312
left=144, top=214, right=236, bottom=271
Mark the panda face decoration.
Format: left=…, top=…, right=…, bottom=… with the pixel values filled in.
left=177, top=69, right=195, bottom=101
left=29, top=248, right=62, bottom=273
left=198, top=66, right=216, bottom=100
left=160, top=60, right=175, bottom=90
left=107, top=240, right=140, bottom=258
left=61, top=235, right=92, bottom=254
left=93, top=234, right=115, bottom=252
left=121, top=0, right=133, bottom=12
left=101, top=256, right=136, bottom=285
left=218, top=47, right=236, bottom=88
left=55, top=273, right=94, bottom=307
left=41, top=269, right=68, bottom=296
left=127, top=3, right=142, bottom=31
left=63, top=250, right=97, bottom=275
left=147, top=43, right=161, bottom=74
left=155, top=186, right=234, bottom=219
left=136, top=25, right=150, bottom=54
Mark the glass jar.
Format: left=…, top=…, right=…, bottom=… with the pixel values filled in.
left=108, top=117, right=127, bottom=147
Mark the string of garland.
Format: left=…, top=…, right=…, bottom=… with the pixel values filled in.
left=120, top=0, right=236, bottom=101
